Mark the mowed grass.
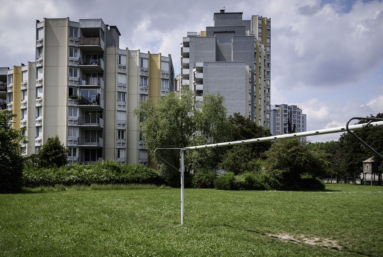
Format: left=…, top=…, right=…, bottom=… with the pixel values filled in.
left=1, top=184, right=383, bottom=256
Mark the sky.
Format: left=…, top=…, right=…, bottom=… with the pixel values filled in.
left=0, top=0, right=382, bottom=143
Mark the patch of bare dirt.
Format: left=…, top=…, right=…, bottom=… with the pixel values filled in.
left=266, top=233, right=342, bottom=251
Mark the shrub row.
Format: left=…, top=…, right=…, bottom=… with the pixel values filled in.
left=23, top=161, right=165, bottom=188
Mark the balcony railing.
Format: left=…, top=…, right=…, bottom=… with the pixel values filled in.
left=36, top=38, right=43, bottom=48
left=139, top=85, right=148, bottom=95
left=118, top=64, right=126, bottom=73
left=69, top=77, right=79, bottom=86
left=36, top=78, right=43, bottom=87
left=21, top=119, right=27, bottom=127
left=7, top=84, right=13, bottom=92
left=78, top=137, right=103, bottom=147
left=117, top=139, right=126, bottom=148
left=117, top=83, right=127, bottom=92
left=139, top=140, right=146, bottom=149
left=0, top=84, right=6, bottom=91
left=35, top=137, right=42, bottom=146
left=21, top=81, right=28, bottom=90
left=69, top=57, right=80, bottom=67
left=196, top=96, right=203, bottom=102
left=69, top=37, right=80, bottom=47
left=117, top=120, right=126, bottom=129
left=35, top=117, right=42, bottom=126
left=78, top=96, right=103, bottom=108
left=21, top=100, right=27, bottom=109
left=161, top=71, right=170, bottom=79
left=117, top=102, right=126, bottom=111
left=161, top=89, right=169, bottom=96
left=79, top=37, right=100, bottom=46
left=36, top=57, right=43, bottom=68
left=68, top=98, right=78, bottom=106
left=78, top=117, right=102, bottom=126
left=67, top=137, right=78, bottom=146
left=79, top=157, right=103, bottom=164
left=67, top=156, right=79, bottom=162
left=68, top=116, right=78, bottom=126
left=79, top=77, right=100, bottom=86
left=36, top=98, right=43, bottom=107
left=7, top=102, right=13, bottom=111
left=140, top=67, right=149, bottom=76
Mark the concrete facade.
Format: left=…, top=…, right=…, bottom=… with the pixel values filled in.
left=180, top=9, right=271, bottom=127
left=3, top=18, right=174, bottom=166
left=269, top=104, right=307, bottom=139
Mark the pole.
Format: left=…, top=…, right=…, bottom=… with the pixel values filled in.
left=180, top=150, right=184, bottom=225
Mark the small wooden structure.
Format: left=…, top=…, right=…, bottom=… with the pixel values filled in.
left=362, top=157, right=380, bottom=185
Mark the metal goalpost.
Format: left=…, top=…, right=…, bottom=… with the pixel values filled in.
left=155, top=118, right=383, bottom=225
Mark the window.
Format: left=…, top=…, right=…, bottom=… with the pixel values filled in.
left=140, top=95, right=148, bottom=102
left=81, top=89, right=98, bottom=102
left=267, top=80, right=270, bottom=86
left=68, top=148, right=77, bottom=157
left=69, top=48, right=79, bottom=58
left=140, top=58, right=148, bottom=68
left=117, top=130, right=125, bottom=140
left=139, top=150, right=147, bottom=160
left=117, top=92, right=126, bottom=102
left=117, top=149, right=125, bottom=159
left=22, top=90, right=27, bottom=101
left=161, top=79, right=169, bottom=89
left=8, top=74, right=13, bottom=84
left=267, top=30, right=270, bottom=35
left=8, top=93, right=13, bottom=102
left=68, top=107, right=78, bottom=117
left=267, top=21, right=270, bottom=26
left=37, top=68, right=43, bottom=79
left=259, top=36, right=262, bottom=42
left=161, top=62, right=169, bottom=71
left=36, top=88, right=43, bottom=98
left=36, top=107, right=42, bottom=118
left=22, top=71, right=28, bottom=82
left=267, top=54, right=270, bottom=61
left=69, top=87, right=78, bottom=97
left=36, top=127, right=42, bottom=137
left=267, top=63, right=270, bottom=68
left=259, top=28, right=262, bottom=33
left=267, top=38, right=270, bottom=44
left=117, top=111, right=126, bottom=121
left=118, top=55, right=126, bottom=65
left=140, top=77, right=148, bottom=86
left=69, top=68, right=78, bottom=77
left=267, top=71, right=270, bottom=77
left=68, top=127, right=78, bottom=137
left=21, top=109, right=27, bottom=120
left=118, top=74, right=126, bottom=83
left=258, top=19, right=262, bottom=25
left=267, top=46, right=270, bottom=52
left=35, top=147, right=41, bottom=154
left=36, top=48, right=43, bottom=59
left=69, top=27, right=79, bottom=38
left=37, top=28, right=43, bottom=40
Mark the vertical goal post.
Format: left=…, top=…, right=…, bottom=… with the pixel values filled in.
left=154, top=118, right=383, bottom=225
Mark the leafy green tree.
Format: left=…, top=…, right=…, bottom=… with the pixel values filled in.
left=264, top=138, right=329, bottom=189
left=0, top=111, right=26, bottom=193
left=38, top=135, right=68, bottom=168
left=219, top=113, right=271, bottom=174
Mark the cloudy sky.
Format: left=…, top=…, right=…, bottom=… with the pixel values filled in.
left=1, top=0, right=382, bottom=142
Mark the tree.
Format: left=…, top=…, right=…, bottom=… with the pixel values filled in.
left=134, top=89, right=231, bottom=186
left=219, top=113, right=272, bottom=174
left=0, top=110, right=26, bottom=193
left=38, top=135, right=68, bottom=168
left=264, top=138, right=329, bottom=190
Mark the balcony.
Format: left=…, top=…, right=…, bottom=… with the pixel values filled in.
left=69, top=57, right=80, bottom=67
left=140, top=67, right=149, bottom=76
left=0, top=83, right=6, bottom=91
left=69, top=37, right=79, bottom=47
left=67, top=156, right=79, bottom=162
left=78, top=97, right=103, bottom=110
left=181, top=79, right=189, bottom=86
left=182, top=69, right=189, bottom=78
left=21, top=119, right=27, bottom=127
left=36, top=98, right=43, bottom=107
left=35, top=137, right=42, bottom=147
left=117, top=139, right=126, bottom=148
left=117, top=102, right=126, bottom=111
left=195, top=72, right=203, bottom=80
left=79, top=157, right=103, bottom=165
left=7, top=84, right=13, bottom=92
left=161, top=89, right=169, bottom=96
left=195, top=84, right=203, bottom=91
left=68, top=116, right=78, bottom=126
left=139, top=85, right=148, bottom=95
left=68, top=137, right=79, bottom=146
left=21, top=140, right=27, bottom=147
left=68, top=97, right=79, bottom=106
left=7, top=102, right=12, bottom=111
left=139, top=140, right=146, bottom=149
left=78, top=117, right=103, bottom=128
left=79, top=77, right=101, bottom=87
left=196, top=96, right=203, bottom=102
left=117, top=83, right=127, bottom=92
left=181, top=47, right=189, bottom=57
left=35, top=117, right=42, bottom=126
left=36, top=38, right=43, bottom=48
left=21, top=100, right=27, bottom=109
left=161, top=71, right=170, bottom=79
left=21, top=81, right=28, bottom=90
left=117, top=158, right=126, bottom=164
left=78, top=137, right=103, bottom=147
left=36, top=57, right=43, bottom=68
left=118, top=64, right=127, bottom=74
left=36, top=78, right=43, bottom=87
left=79, top=37, right=104, bottom=53
left=182, top=37, right=190, bottom=46
left=182, top=58, right=189, bottom=68
left=117, top=120, right=126, bottom=129
left=139, top=159, right=148, bottom=167
left=79, top=58, right=104, bottom=72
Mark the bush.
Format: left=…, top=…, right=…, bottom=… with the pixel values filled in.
left=214, top=176, right=231, bottom=190
left=193, top=169, right=217, bottom=188
left=300, top=178, right=325, bottom=191
left=23, top=161, right=165, bottom=187
left=38, top=135, right=68, bottom=168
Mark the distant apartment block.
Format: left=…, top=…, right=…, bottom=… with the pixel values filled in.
left=1, top=18, right=174, bottom=166
left=180, top=9, right=271, bottom=127
left=269, top=104, right=307, bottom=136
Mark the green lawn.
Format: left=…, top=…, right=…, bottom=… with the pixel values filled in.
left=1, top=184, right=383, bottom=256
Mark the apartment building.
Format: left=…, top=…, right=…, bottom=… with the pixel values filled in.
left=269, top=104, right=307, bottom=136
left=180, top=9, right=271, bottom=127
left=3, top=18, right=174, bottom=166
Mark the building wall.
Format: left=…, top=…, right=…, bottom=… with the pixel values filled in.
left=149, top=53, right=161, bottom=104
left=12, top=67, right=21, bottom=130
left=27, top=62, right=36, bottom=155
left=43, top=18, right=69, bottom=145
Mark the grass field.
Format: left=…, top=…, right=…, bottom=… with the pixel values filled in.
left=1, top=184, right=383, bottom=256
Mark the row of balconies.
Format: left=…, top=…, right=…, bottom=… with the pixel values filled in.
left=67, top=97, right=104, bottom=109
left=67, top=137, right=103, bottom=147
left=21, top=81, right=28, bottom=90
left=67, top=117, right=104, bottom=128
left=139, top=85, right=148, bottom=95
